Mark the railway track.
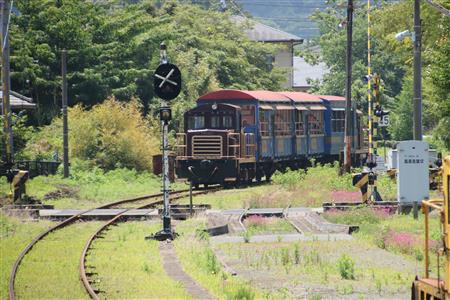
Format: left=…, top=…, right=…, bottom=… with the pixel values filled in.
left=79, top=187, right=219, bottom=299
left=8, top=187, right=219, bottom=300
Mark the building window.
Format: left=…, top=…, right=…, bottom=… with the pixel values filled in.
left=308, top=111, right=323, bottom=135
left=332, top=110, right=345, bottom=132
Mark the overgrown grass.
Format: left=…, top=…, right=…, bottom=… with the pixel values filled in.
left=324, top=207, right=442, bottom=270
left=0, top=160, right=185, bottom=209
left=179, top=184, right=275, bottom=210
left=271, top=162, right=397, bottom=205
left=13, top=219, right=102, bottom=299
left=0, top=214, right=53, bottom=299
left=89, top=221, right=192, bottom=299
left=219, top=239, right=415, bottom=297
left=243, top=215, right=296, bottom=235
left=180, top=163, right=397, bottom=210
left=174, top=218, right=279, bottom=299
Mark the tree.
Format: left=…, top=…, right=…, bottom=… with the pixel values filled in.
left=9, top=0, right=284, bottom=127
left=309, top=0, right=406, bottom=112
left=308, top=0, right=449, bottom=150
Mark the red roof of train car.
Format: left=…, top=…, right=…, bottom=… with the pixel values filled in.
left=198, top=89, right=345, bottom=103
left=198, top=89, right=291, bottom=102
left=278, top=92, right=322, bottom=102
left=318, top=95, right=346, bottom=101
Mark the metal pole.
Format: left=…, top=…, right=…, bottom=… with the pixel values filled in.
left=383, top=127, right=386, bottom=162
left=162, top=109, right=171, bottom=234
left=189, top=181, right=193, bottom=217
left=413, top=0, right=422, bottom=140
left=61, top=50, right=69, bottom=178
left=343, top=0, right=353, bottom=173
left=1, top=0, right=14, bottom=166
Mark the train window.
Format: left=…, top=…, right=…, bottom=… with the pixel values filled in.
left=211, top=116, right=220, bottom=128
left=241, top=105, right=255, bottom=126
left=296, top=110, right=305, bottom=135
left=223, top=116, right=233, bottom=128
left=308, top=111, right=323, bottom=135
left=259, top=110, right=270, bottom=136
left=188, top=115, right=205, bottom=129
left=275, top=110, right=292, bottom=136
left=332, top=110, right=345, bottom=132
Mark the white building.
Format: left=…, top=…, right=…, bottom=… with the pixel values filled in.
left=231, top=15, right=303, bottom=88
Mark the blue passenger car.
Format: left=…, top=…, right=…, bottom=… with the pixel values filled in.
left=175, top=90, right=365, bottom=186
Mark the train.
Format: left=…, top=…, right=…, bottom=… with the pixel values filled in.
left=175, top=89, right=366, bottom=187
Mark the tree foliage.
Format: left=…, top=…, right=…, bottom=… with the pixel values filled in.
left=24, top=98, right=159, bottom=171
left=10, top=0, right=284, bottom=126
left=308, top=0, right=449, bottom=150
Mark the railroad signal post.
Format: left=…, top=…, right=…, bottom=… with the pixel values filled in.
left=148, top=43, right=181, bottom=241
left=61, top=50, right=69, bottom=178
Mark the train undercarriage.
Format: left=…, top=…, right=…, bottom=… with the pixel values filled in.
left=175, top=154, right=363, bottom=188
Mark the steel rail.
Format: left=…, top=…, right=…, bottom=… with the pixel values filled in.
left=79, top=187, right=220, bottom=299
left=8, top=189, right=191, bottom=300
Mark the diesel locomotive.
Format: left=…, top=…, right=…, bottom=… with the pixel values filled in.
left=175, top=89, right=366, bottom=186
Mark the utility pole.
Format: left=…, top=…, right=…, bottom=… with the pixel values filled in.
left=413, top=0, right=422, bottom=140
left=343, top=0, right=353, bottom=173
left=1, top=0, right=14, bottom=166
left=61, top=50, right=69, bottom=178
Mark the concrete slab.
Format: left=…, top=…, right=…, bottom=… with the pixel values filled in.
left=247, top=208, right=284, bottom=215
left=222, top=209, right=246, bottom=215
left=211, top=233, right=353, bottom=244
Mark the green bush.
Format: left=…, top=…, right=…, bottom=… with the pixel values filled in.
left=226, top=284, right=255, bottom=300
left=324, top=207, right=391, bottom=225
left=24, top=98, right=159, bottom=171
left=272, top=168, right=306, bottom=190
left=337, top=254, right=355, bottom=280
left=0, top=113, right=35, bottom=161
left=272, top=162, right=358, bottom=192
left=205, top=250, right=220, bottom=275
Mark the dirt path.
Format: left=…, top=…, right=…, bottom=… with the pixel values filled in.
left=159, top=241, right=216, bottom=300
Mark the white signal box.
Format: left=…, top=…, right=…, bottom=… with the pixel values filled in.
left=396, top=140, right=429, bottom=204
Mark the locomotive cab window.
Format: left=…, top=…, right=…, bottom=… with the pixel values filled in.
left=223, top=115, right=233, bottom=128
left=211, top=116, right=220, bottom=128
left=188, top=115, right=205, bottom=130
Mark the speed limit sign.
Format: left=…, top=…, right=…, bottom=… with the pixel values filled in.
left=379, top=115, right=390, bottom=127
